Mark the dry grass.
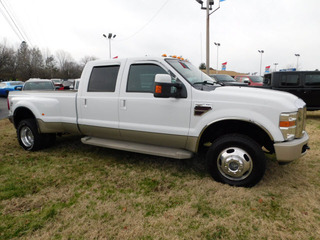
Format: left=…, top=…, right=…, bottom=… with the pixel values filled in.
left=1, top=113, right=320, bottom=240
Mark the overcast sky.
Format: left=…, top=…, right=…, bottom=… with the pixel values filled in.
left=1, top=0, right=320, bottom=74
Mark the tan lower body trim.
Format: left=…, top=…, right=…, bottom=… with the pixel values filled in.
left=37, top=120, right=199, bottom=153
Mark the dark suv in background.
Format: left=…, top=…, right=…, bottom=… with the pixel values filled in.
left=263, top=71, right=320, bottom=110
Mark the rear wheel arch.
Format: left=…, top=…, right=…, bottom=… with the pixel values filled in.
left=13, top=107, right=37, bottom=129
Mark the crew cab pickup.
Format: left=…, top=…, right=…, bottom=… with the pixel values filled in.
left=263, top=71, right=320, bottom=110
left=8, top=57, right=309, bottom=187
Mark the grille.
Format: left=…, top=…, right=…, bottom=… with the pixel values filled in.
left=295, top=107, right=306, bottom=138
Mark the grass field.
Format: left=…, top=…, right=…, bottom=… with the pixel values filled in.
left=1, top=113, right=320, bottom=240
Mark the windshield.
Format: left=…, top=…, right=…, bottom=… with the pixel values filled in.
left=10, top=82, right=23, bottom=86
left=249, top=76, right=263, bottom=83
left=165, top=59, right=213, bottom=85
left=211, top=74, right=235, bottom=82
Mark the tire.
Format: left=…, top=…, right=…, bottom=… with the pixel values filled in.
left=17, top=119, right=45, bottom=151
left=206, top=134, right=266, bottom=187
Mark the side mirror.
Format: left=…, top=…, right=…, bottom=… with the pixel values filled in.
left=15, top=86, right=22, bottom=91
left=243, top=80, right=250, bottom=85
left=153, top=74, right=182, bottom=98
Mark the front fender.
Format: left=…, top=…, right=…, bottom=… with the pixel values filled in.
left=189, top=107, right=284, bottom=142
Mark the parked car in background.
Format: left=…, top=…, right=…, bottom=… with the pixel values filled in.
left=62, top=79, right=75, bottom=90
left=234, top=75, right=263, bottom=86
left=51, top=79, right=64, bottom=90
left=210, top=74, right=247, bottom=86
left=263, top=71, right=320, bottom=110
left=0, top=81, right=24, bottom=97
left=74, top=79, right=80, bottom=90
left=23, top=79, right=55, bottom=91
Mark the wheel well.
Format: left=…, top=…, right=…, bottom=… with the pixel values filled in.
left=13, top=107, right=36, bottom=128
left=198, top=120, right=274, bottom=154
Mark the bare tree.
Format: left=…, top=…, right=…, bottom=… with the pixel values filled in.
left=0, top=39, right=84, bottom=81
left=0, top=40, right=16, bottom=80
left=55, top=50, right=82, bottom=79
left=16, top=41, right=31, bottom=80
left=30, top=47, right=44, bottom=78
left=80, top=55, right=97, bottom=67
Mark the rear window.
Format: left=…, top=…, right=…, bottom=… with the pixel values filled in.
left=88, top=65, right=120, bottom=92
left=24, top=82, right=54, bottom=90
left=10, top=82, right=23, bottom=86
left=249, top=76, right=263, bottom=83
left=280, top=74, right=300, bottom=86
left=305, top=74, right=320, bottom=86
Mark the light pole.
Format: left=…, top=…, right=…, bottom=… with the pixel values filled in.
left=258, top=50, right=264, bottom=76
left=214, top=42, right=220, bottom=73
left=103, top=33, right=116, bottom=59
left=195, top=0, right=220, bottom=75
left=295, top=54, right=300, bottom=70
left=273, top=63, right=278, bottom=72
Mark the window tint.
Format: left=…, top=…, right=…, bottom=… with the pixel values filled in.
left=305, top=74, right=320, bottom=86
left=127, top=64, right=167, bottom=92
left=10, top=82, right=23, bottom=86
left=88, top=65, right=120, bottom=92
left=280, top=74, right=300, bottom=86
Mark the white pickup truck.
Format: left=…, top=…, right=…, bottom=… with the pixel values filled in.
left=8, top=56, right=309, bottom=187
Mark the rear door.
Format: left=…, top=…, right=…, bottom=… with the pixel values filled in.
left=274, top=72, right=305, bottom=100
left=303, top=73, right=320, bottom=109
left=77, top=61, right=124, bottom=139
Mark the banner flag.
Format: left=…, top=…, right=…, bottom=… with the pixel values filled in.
left=265, top=66, right=271, bottom=73
left=221, top=62, right=227, bottom=71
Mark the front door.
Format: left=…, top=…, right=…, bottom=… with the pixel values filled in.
left=118, top=60, right=191, bottom=148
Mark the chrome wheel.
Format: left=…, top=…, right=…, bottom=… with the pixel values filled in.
left=20, top=126, right=34, bottom=148
left=217, top=147, right=253, bottom=181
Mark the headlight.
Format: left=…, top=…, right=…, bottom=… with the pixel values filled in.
left=279, top=112, right=297, bottom=141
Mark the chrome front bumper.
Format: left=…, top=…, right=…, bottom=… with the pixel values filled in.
left=274, top=132, right=309, bottom=163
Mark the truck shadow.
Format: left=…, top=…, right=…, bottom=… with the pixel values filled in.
left=49, top=134, right=302, bottom=188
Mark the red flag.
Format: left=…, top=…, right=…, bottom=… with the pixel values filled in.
left=222, top=62, right=227, bottom=65
left=265, top=66, right=270, bottom=69
left=113, top=56, right=118, bottom=59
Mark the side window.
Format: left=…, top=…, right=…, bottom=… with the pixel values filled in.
left=127, top=64, right=167, bottom=92
left=280, top=74, right=300, bottom=87
left=305, top=74, right=320, bottom=86
left=88, top=65, right=120, bottom=92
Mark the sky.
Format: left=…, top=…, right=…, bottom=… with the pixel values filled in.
left=1, top=0, right=320, bottom=74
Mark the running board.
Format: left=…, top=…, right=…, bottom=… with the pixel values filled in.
left=81, top=137, right=193, bottom=159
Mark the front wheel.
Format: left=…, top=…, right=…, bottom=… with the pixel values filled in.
left=206, top=134, right=266, bottom=187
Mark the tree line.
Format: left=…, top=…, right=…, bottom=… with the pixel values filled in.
left=0, top=40, right=96, bottom=81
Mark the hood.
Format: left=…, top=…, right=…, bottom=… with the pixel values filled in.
left=194, top=85, right=304, bottom=112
